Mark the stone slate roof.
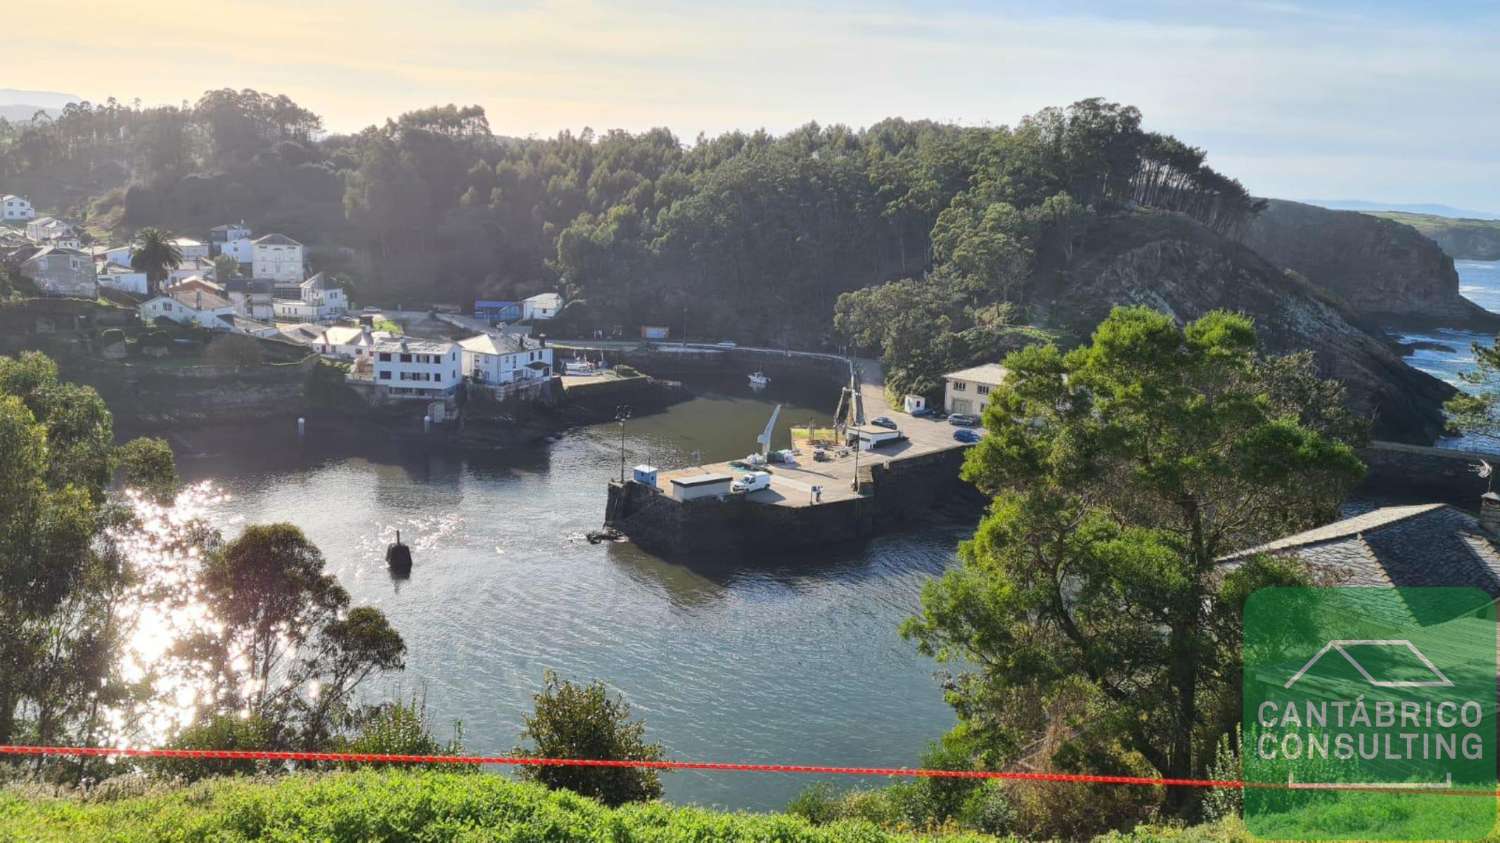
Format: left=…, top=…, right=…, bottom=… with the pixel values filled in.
left=1219, top=503, right=1500, bottom=600
left=458, top=332, right=533, bottom=356
left=943, top=363, right=1009, bottom=386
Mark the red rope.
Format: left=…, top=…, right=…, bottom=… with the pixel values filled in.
left=4, top=745, right=1496, bottom=796
left=0, top=744, right=1227, bottom=787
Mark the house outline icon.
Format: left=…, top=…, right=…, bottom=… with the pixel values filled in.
left=1283, top=639, right=1453, bottom=689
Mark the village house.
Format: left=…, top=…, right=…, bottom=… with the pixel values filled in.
left=359, top=338, right=462, bottom=401
left=172, top=237, right=210, bottom=261
left=103, top=244, right=133, bottom=267
left=272, top=272, right=348, bottom=322
left=942, top=363, right=1008, bottom=416
left=22, top=246, right=97, bottom=298
left=139, top=287, right=236, bottom=330
left=2, top=194, right=36, bottom=221
left=164, top=275, right=225, bottom=297
left=96, top=264, right=149, bottom=296
left=209, top=222, right=252, bottom=257
left=521, top=292, right=563, bottom=320
left=312, top=325, right=390, bottom=360
left=25, top=216, right=78, bottom=245
left=223, top=277, right=275, bottom=321
left=459, top=331, right=553, bottom=388
left=251, top=233, right=304, bottom=282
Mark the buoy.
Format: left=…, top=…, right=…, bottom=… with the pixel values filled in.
left=386, top=529, right=413, bottom=576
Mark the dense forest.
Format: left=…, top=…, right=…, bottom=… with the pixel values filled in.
left=0, top=92, right=1259, bottom=359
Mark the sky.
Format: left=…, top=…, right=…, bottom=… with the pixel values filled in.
left=8, top=0, right=1500, bottom=210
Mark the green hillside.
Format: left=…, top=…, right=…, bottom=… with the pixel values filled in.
left=1370, top=211, right=1500, bottom=260
left=0, top=769, right=1014, bottom=843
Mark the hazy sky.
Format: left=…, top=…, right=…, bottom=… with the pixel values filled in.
left=10, top=0, right=1499, bottom=209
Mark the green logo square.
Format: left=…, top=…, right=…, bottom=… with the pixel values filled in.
left=1243, top=587, right=1496, bottom=839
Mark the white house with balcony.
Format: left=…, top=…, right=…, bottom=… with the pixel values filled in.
left=311, top=325, right=390, bottom=361
left=2, top=195, right=36, bottom=221
left=251, top=233, right=304, bottom=282
left=942, top=363, right=1008, bottom=417
left=360, top=338, right=462, bottom=400
left=171, top=237, right=210, bottom=261
left=459, top=332, right=553, bottom=387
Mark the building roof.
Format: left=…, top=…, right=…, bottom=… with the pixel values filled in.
left=1219, top=502, right=1500, bottom=602
left=171, top=237, right=204, bottom=247
left=253, top=233, right=302, bottom=247
left=301, top=272, right=337, bottom=291
left=2, top=194, right=28, bottom=203
left=322, top=325, right=375, bottom=346
left=458, top=332, right=533, bottom=356
left=24, top=245, right=85, bottom=261
left=375, top=338, right=457, bottom=355
left=943, top=363, right=1009, bottom=386
left=166, top=287, right=232, bottom=311
left=523, top=292, right=562, bottom=307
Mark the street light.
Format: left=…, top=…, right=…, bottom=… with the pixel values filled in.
left=615, top=404, right=632, bottom=483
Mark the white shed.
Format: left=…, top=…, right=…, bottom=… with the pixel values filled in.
left=668, top=473, right=734, bottom=501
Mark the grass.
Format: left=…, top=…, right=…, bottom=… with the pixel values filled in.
left=0, top=769, right=1006, bottom=842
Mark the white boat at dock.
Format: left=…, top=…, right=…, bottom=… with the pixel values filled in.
left=748, top=371, right=770, bottom=388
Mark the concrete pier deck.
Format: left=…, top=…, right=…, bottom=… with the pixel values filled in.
left=646, top=358, right=975, bottom=508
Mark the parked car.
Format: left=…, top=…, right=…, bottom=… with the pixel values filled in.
left=953, top=428, right=982, bottom=444
left=910, top=406, right=936, bottom=418
left=870, top=416, right=897, bottom=429
left=716, top=340, right=737, bottom=348
left=731, top=471, right=771, bottom=493
left=948, top=413, right=981, bottom=427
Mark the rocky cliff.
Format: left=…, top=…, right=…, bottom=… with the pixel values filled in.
left=1239, top=199, right=1498, bottom=327
left=1369, top=211, right=1500, bottom=261
left=1031, top=209, right=1455, bottom=443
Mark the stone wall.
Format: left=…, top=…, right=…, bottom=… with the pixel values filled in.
left=1359, top=440, right=1500, bottom=505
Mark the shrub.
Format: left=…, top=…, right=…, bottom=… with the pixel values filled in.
left=514, top=672, right=664, bottom=806
left=335, top=693, right=466, bottom=770
left=150, top=714, right=282, bottom=783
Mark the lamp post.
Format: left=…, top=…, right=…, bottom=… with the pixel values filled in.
left=615, top=404, right=632, bottom=483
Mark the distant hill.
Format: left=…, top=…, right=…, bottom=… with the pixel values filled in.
left=1305, top=198, right=1500, bottom=221
left=1371, top=211, right=1500, bottom=261
left=0, top=89, right=81, bottom=124
left=0, top=88, right=82, bottom=109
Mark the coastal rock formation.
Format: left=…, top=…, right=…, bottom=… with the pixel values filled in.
left=1370, top=212, right=1500, bottom=261
left=1239, top=199, right=1497, bottom=327
left=1031, top=209, right=1455, bottom=444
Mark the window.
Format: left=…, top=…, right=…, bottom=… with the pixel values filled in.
left=379, top=371, right=391, bottom=380
left=952, top=381, right=967, bottom=392
left=400, top=354, right=412, bottom=363
left=977, top=384, right=991, bottom=395
left=433, top=373, right=441, bottom=383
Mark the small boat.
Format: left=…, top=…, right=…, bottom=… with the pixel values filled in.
left=748, top=371, right=770, bottom=388
left=386, top=530, right=413, bottom=577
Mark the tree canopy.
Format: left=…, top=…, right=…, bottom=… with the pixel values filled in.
left=902, top=307, right=1365, bottom=822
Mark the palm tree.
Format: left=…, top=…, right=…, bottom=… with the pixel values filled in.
left=130, top=228, right=183, bottom=296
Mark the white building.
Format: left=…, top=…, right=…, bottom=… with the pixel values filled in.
left=140, top=288, right=237, bottom=330
left=521, top=292, right=562, bottom=321
left=942, top=363, right=1008, bottom=416
left=459, top=332, right=553, bottom=386
left=251, top=233, right=304, bottom=282
left=299, top=272, right=348, bottom=318
left=22, top=246, right=96, bottom=298
left=164, top=258, right=218, bottom=286
left=364, top=338, right=461, bottom=400
left=2, top=195, right=36, bottom=221
left=172, top=237, right=210, bottom=261
left=224, top=277, right=274, bottom=321
left=97, top=265, right=149, bottom=296
left=103, top=244, right=133, bottom=267
left=209, top=222, right=252, bottom=255
left=25, top=216, right=76, bottom=243
left=222, top=237, right=255, bottom=264
left=312, top=325, right=389, bottom=360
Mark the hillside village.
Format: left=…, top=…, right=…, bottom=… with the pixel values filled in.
left=0, top=193, right=564, bottom=409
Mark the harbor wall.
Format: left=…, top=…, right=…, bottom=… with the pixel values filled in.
left=606, top=446, right=976, bottom=559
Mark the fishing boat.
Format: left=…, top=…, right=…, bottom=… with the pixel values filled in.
left=748, top=371, right=770, bottom=388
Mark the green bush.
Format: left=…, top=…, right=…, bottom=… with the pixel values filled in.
left=149, top=714, right=283, bottom=783
left=334, top=694, right=466, bottom=770
left=514, top=672, right=664, bottom=807
left=0, top=770, right=1005, bottom=842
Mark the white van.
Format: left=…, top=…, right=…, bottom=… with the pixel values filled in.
left=731, top=471, right=771, bottom=493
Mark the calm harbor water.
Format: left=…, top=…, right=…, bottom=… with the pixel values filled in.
left=168, top=372, right=965, bottom=810
left=1397, top=260, right=1500, bottom=451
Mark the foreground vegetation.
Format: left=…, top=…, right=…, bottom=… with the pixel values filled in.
left=0, top=769, right=1018, bottom=842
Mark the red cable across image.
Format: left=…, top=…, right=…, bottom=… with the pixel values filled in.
left=4, top=744, right=1498, bottom=797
